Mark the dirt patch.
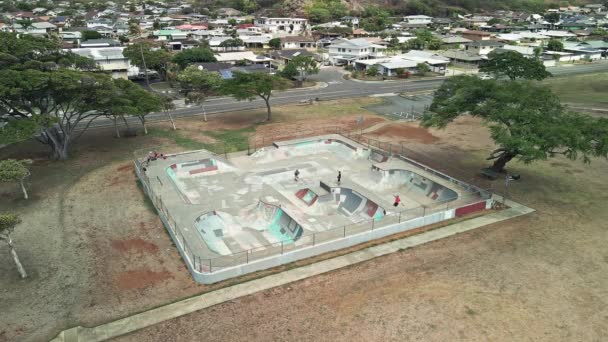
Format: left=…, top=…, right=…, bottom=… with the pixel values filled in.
left=178, top=130, right=217, bottom=144
left=114, top=270, right=174, bottom=290
left=111, top=238, right=159, bottom=255
left=368, top=123, right=439, bottom=144
left=117, top=164, right=133, bottom=172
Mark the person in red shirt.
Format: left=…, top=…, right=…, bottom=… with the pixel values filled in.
left=393, top=195, right=401, bottom=207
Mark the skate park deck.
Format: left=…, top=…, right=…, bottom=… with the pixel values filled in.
left=142, top=135, right=484, bottom=263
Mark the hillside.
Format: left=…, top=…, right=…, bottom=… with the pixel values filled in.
left=259, top=0, right=593, bottom=17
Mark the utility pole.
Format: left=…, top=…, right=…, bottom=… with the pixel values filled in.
left=140, top=44, right=149, bottom=87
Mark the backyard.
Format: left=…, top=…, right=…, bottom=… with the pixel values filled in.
left=0, top=97, right=607, bottom=342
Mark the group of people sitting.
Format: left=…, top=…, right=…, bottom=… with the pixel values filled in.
left=142, top=151, right=166, bottom=171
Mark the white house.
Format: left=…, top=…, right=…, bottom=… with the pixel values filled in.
left=328, top=38, right=387, bottom=65
left=464, top=40, right=505, bottom=55
left=68, top=47, right=135, bottom=79
left=402, top=15, right=433, bottom=25
left=254, top=17, right=308, bottom=33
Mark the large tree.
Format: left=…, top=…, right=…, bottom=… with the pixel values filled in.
left=422, top=76, right=608, bottom=172
left=0, top=33, right=116, bottom=160
left=289, top=55, right=319, bottom=82
left=177, top=66, right=222, bottom=121
left=480, top=50, right=552, bottom=81
left=0, top=159, right=32, bottom=199
left=123, top=42, right=173, bottom=83
left=547, top=39, right=564, bottom=52
left=0, top=69, right=115, bottom=160
left=172, top=47, right=217, bottom=69
left=113, top=79, right=163, bottom=135
left=221, top=72, right=290, bottom=121
left=0, top=213, right=27, bottom=278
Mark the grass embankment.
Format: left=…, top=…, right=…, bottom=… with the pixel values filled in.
left=148, top=126, right=255, bottom=153
left=544, top=72, right=608, bottom=109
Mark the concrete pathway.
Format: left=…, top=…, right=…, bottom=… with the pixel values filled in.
left=52, top=196, right=533, bottom=342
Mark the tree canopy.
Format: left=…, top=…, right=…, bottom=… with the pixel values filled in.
left=123, top=42, right=173, bottom=78
left=269, top=38, right=282, bottom=49
left=289, top=56, right=319, bottom=81
left=0, top=159, right=32, bottom=199
left=0, top=33, right=163, bottom=159
left=480, top=50, right=551, bottom=81
left=547, top=39, right=564, bottom=52
left=221, top=72, right=290, bottom=121
left=172, top=47, right=217, bottom=69
left=177, top=66, right=222, bottom=109
left=422, top=76, right=608, bottom=172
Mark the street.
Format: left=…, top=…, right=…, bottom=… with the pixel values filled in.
left=88, top=62, right=608, bottom=130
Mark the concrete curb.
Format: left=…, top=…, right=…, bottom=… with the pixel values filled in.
left=51, top=197, right=533, bottom=342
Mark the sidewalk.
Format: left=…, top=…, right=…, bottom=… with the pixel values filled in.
left=52, top=196, right=533, bottom=342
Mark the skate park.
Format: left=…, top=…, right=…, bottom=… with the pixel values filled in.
left=135, top=134, right=492, bottom=283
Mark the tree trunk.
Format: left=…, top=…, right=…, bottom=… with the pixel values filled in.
left=264, top=97, right=272, bottom=121
left=166, top=112, right=176, bottom=130
left=113, top=117, right=121, bottom=138
left=6, top=237, right=27, bottom=278
left=490, top=151, right=516, bottom=173
left=121, top=115, right=130, bottom=130
left=43, top=127, right=70, bottom=160
left=140, top=117, right=148, bottom=135
left=19, top=180, right=28, bottom=200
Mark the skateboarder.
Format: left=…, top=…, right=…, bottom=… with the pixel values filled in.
left=337, top=171, right=342, bottom=184
left=393, top=195, right=401, bottom=207
left=294, top=169, right=300, bottom=181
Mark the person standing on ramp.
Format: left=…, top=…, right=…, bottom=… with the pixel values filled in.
left=294, top=169, right=300, bottom=181
left=337, top=171, right=342, bottom=184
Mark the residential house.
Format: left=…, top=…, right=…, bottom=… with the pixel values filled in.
left=215, top=51, right=273, bottom=66
left=328, top=38, right=387, bottom=65
left=441, top=36, right=471, bottom=49
left=80, top=39, right=121, bottom=48
left=68, top=47, right=135, bottom=79
left=440, top=49, right=484, bottom=66
left=216, top=8, right=243, bottom=18
left=402, top=15, right=433, bottom=26
left=398, top=50, right=450, bottom=73
left=30, top=21, right=58, bottom=33
left=562, top=41, right=603, bottom=60
left=461, top=30, right=492, bottom=41
left=254, top=17, right=308, bottom=33
left=340, top=16, right=360, bottom=27
left=464, top=40, right=504, bottom=55
left=497, top=45, right=557, bottom=66
left=537, top=30, right=577, bottom=40
left=153, top=29, right=188, bottom=41
left=267, top=49, right=316, bottom=65
left=281, top=36, right=316, bottom=49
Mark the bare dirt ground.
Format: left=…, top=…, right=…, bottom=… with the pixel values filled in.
left=1, top=99, right=607, bottom=342
left=117, top=118, right=608, bottom=341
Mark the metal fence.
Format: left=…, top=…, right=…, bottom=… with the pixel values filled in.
left=134, top=129, right=493, bottom=275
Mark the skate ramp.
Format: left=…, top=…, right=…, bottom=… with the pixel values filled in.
left=251, top=139, right=370, bottom=163
left=366, top=168, right=458, bottom=203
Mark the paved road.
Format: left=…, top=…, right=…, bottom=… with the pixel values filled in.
left=88, top=62, right=608, bottom=130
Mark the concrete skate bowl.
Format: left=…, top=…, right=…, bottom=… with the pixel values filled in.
left=376, top=169, right=458, bottom=203
left=194, top=202, right=304, bottom=256
left=251, top=138, right=370, bottom=163
left=166, top=158, right=234, bottom=204
left=299, top=185, right=385, bottom=221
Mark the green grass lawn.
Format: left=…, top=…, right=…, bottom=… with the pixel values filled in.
left=544, top=72, right=608, bottom=108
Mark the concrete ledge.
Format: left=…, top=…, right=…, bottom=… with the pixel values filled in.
left=50, top=198, right=533, bottom=342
